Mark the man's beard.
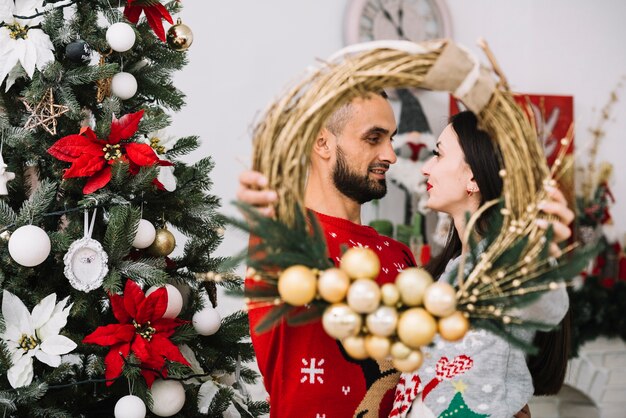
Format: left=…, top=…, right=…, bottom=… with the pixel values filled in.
left=332, top=147, right=388, bottom=204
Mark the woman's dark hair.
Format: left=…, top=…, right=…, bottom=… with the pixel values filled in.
left=424, top=110, right=569, bottom=395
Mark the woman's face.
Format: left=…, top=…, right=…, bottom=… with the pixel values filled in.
left=421, top=123, right=478, bottom=216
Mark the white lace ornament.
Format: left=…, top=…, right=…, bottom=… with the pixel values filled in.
left=64, top=209, right=109, bottom=292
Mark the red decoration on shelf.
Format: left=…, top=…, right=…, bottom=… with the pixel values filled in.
left=83, top=279, right=189, bottom=387
left=124, top=0, right=174, bottom=42
left=47, top=110, right=169, bottom=194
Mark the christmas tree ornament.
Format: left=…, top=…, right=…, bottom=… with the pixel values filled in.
left=395, top=267, right=433, bottom=306
left=64, top=209, right=109, bottom=293
left=364, top=335, right=391, bottom=360
left=65, top=39, right=92, bottom=63
left=322, top=303, right=362, bottom=340
left=342, top=335, right=368, bottom=360
left=133, top=219, right=156, bottom=248
left=124, top=0, right=173, bottom=42
left=380, top=283, right=400, bottom=306
left=277, top=265, right=317, bottom=306
left=392, top=349, right=423, bottom=373
left=365, top=306, right=398, bottom=337
left=147, top=227, right=177, bottom=256
left=397, top=308, right=437, bottom=349
left=83, top=280, right=190, bottom=387
left=111, top=72, right=138, bottom=100
left=8, top=225, right=51, bottom=267
left=390, top=341, right=412, bottom=360
left=0, top=1, right=54, bottom=89
left=114, top=395, right=146, bottom=418
left=340, top=247, right=380, bottom=279
left=106, top=22, right=136, bottom=52
left=438, top=311, right=470, bottom=342
left=423, top=282, right=457, bottom=317
left=346, top=278, right=381, bottom=313
left=21, top=88, right=69, bottom=135
left=192, top=305, right=221, bottom=336
left=0, top=148, right=15, bottom=195
left=95, top=53, right=112, bottom=102
left=148, top=379, right=186, bottom=417
left=0, top=291, right=76, bottom=388
left=146, top=284, right=183, bottom=318
left=317, top=267, right=350, bottom=303
left=166, top=18, right=194, bottom=51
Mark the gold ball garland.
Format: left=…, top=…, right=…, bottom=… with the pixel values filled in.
left=277, top=265, right=317, bottom=306
left=340, top=247, right=380, bottom=280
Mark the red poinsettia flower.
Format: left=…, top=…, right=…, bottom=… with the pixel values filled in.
left=83, top=279, right=189, bottom=387
left=124, top=0, right=174, bottom=42
left=48, top=110, right=169, bottom=194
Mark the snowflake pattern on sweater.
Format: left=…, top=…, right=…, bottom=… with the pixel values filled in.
left=247, top=210, right=416, bottom=417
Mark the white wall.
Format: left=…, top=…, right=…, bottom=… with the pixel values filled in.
left=172, top=0, right=626, bottom=270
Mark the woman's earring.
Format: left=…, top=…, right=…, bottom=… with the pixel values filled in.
left=467, top=187, right=478, bottom=197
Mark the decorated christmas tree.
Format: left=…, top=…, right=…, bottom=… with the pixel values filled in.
left=438, top=391, right=488, bottom=418
left=0, top=0, right=266, bottom=416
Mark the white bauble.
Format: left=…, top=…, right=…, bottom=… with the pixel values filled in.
left=111, top=72, right=138, bottom=100
left=8, top=225, right=51, bottom=267
left=346, top=278, right=381, bottom=314
left=149, top=379, right=185, bottom=417
left=146, top=284, right=183, bottom=318
left=322, top=303, right=362, bottom=340
left=133, top=219, right=156, bottom=249
left=114, top=395, right=146, bottom=418
left=192, top=306, right=221, bottom=336
left=106, top=22, right=136, bottom=52
left=365, top=306, right=398, bottom=337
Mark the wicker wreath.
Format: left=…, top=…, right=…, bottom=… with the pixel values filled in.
left=250, top=39, right=572, bottom=307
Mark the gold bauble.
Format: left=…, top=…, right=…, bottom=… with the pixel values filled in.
left=392, top=349, right=424, bottom=372
left=423, top=282, right=457, bottom=317
left=147, top=228, right=176, bottom=256
left=340, top=247, right=380, bottom=280
left=390, top=341, right=412, bottom=360
left=380, top=283, right=400, bottom=306
left=322, top=303, right=362, bottom=340
left=364, top=335, right=391, bottom=360
left=277, top=265, right=317, bottom=306
left=317, top=268, right=350, bottom=303
left=342, top=336, right=368, bottom=360
left=438, top=311, right=470, bottom=342
left=166, top=18, right=194, bottom=51
left=346, top=278, right=381, bottom=314
left=365, top=306, right=398, bottom=337
left=395, top=268, right=433, bottom=306
left=397, top=308, right=437, bottom=349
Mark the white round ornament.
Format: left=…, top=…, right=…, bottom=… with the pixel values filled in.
left=114, top=395, right=146, bottom=418
left=346, top=278, right=381, bottom=314
left=111, top=72, right=138, bottom=100
left=64, top=210, right=108, bottom=292
left=148, top=379, right=185, bottom=417
left=8, top=225, right=51, bottom=267
left=133, top=219, right=156, bottom=249
left=146, top=284, right=183, bottom=318
left=192, top=305, right=221, bottom=336
left=106, top=22, right=136, bottom=52
left=322, top=303, right=362, bottom=340
left=423, top=282, right=457, bottom=317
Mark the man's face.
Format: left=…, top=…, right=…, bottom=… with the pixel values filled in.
left=330, top=95, right=397, bottom=204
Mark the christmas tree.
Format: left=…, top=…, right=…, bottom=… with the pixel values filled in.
left=0, top=1, right=266, bottom=416
left=438, top=391, right=488, bottom=418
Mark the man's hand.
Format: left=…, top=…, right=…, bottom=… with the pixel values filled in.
left=535, top=185, right=575, bottom=257
left=236, top=170, right=277, bottom=217
left=514, top=404, right=531, bottom=418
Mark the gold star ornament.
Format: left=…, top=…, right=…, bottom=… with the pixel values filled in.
left=22, top=88, right=69, bottom=135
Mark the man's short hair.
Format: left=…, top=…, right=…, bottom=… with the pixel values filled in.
left=324, top=91, right=388, bottom=136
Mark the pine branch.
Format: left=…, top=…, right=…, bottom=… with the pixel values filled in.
left=15, top=179, right=57, bottom=226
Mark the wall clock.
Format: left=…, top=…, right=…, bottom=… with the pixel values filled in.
left=344, top=0, right=453, bottom=45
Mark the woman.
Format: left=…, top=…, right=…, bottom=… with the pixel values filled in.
left=389, top=111, right=572, bottom=418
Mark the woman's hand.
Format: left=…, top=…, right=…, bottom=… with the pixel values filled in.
left=236, top=170, right=277, bottom=217
left=535, top=185, right=575, bottom=257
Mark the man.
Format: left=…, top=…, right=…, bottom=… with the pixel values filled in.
left=240, top=92, right=418, bottom=417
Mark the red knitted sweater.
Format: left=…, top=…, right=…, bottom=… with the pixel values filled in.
left=247, top=211, right=416, bottom=417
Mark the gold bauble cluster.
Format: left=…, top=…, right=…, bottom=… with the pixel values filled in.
left=275, top=247, right=470, bottom=372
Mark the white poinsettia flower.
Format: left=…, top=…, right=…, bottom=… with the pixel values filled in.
left=0, top=291, right=76, bottom=388
left=142, top=129, right=178, bottom=192
left=0, top=0, right=55, bottom=91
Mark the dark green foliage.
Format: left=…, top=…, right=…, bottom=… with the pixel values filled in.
left=0, top=0, right=264, bottom=415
